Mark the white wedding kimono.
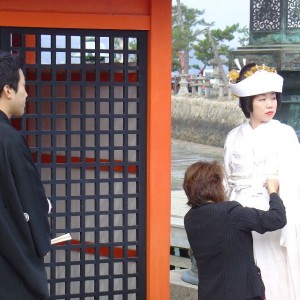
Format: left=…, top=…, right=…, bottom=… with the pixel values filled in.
left=224, top=119, right=300, bottom=300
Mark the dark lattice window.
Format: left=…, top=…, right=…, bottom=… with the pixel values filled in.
left=0, top=27, right=147, bottom=300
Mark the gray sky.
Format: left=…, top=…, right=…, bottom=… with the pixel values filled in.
left=174, top=0, right=250, bottom=30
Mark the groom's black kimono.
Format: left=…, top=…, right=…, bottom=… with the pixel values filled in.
left=0, top=110, right=50, bottom=299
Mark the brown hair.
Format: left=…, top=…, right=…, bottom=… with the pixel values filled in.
left=183, top=161, right=225, bottom=208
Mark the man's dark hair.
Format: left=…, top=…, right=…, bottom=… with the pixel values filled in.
left=0, top=50, right=23, bottom=95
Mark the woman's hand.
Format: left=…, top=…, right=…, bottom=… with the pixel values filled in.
left=265, top=177, right=279, bottom=194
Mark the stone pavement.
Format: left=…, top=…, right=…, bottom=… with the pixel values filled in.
left=171, top=139, right=224, bottom=191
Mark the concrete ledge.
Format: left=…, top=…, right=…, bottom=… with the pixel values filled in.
left=170, top=270, right=198, bottom=300
left=170, top=255, right=190, bottom=269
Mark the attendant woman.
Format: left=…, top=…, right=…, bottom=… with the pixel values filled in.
left=225, top=62, right=300, bottom=299
left=184, top=160, right=286, bottom=300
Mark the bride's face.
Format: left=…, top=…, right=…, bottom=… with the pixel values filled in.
left=249, top=92, right=277, bottom=129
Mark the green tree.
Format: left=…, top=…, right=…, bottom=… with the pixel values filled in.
left=172, top=2, right=212, bottom=73
left=237, top=25, right=249, bottom=47
left=192, top=24, right=240, bottom=72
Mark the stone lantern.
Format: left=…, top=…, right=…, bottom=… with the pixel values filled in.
left=209, top=58, right=227, bottom=99
left=176, top=72, right=190, bottom=96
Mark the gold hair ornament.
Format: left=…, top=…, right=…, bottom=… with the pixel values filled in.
left=227, top=69, right=240, bottom=82
left=244, top=64, right=277, bottom=78
left=227, top=63, right=278, bottom=83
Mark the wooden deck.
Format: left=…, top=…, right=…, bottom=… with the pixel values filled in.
left=170, top=190, right=190, bottom=249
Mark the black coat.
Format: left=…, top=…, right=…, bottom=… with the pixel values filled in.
left=184, top=193, right=286, bottom=300
left=0, top=111, right=51, bottom=299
